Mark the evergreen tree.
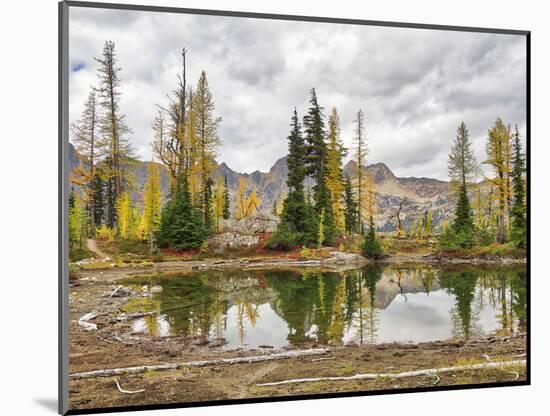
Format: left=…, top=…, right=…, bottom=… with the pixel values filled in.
left=156, top=175, right=206, bottom=250
left=92, top=172, right=105, bottom=227
left=510, top=125, right=526, bottom=247
left=101, top=156, right=117, bottom=228
left=281, top=109, right=308, bottom=233
left=362, top=216, right=383, bottom=259
left=202, top=176, right=214, bottom=231
left=222, top=175, right=230, bottom=220
left=303, top=89, right=336, bottom=244
left=440, top=121, right=478, bottom=250
left=343, top=175, right=358, bottom=234
left=69, top=189, right=88, bottom=252
left=451, top=184, right=475, bottom=248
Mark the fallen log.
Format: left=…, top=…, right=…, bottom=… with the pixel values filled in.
left=255, top=359, right=526, bottom=387
left=69, top=348, right=330, bottom=380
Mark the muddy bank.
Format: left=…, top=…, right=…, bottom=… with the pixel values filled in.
left=68, top=270, right=526, bottom=411
left=72, top=251, right=526, bottom=281
left=69, top=326, right=526, bottom=411
left=378, top=253, right=526, bottom=265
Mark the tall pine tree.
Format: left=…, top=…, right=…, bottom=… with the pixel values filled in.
left=281, top=109, right=308, bottom=234
left=303, top=89, right=336, bottom=245
left=446, top=121, right=477, bottom=247
left=156, top=174, right=206, bottom=250
left=510, top=125, right=526, bottom=247
left=343, top=175, right=359, bottom=234
left=222, top=175, right=231, bottom=220
left=326, top=107, right=346, bottom=232
left=353, top=109, right=368, bottom=233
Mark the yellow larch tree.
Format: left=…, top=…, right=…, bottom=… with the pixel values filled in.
left=137, top=163, right=163, bottom=250
left=364, top=172, right=377, bottom=222
left=353, top=109, right=369, bottom=233
left=213, top=176, right=225, bottom=231
left=193, top=71, right=222, bottom=225
left=236, top=176, right=248, bottom=220
left=244, top=190, right=261, bottom=218
left=326, top=107, right=346, bottom=232
left=116, top=192, right=133, bottom=239
left=276, top=191, right=287, bottom=216
left=484, top=118, right=512, bottom=243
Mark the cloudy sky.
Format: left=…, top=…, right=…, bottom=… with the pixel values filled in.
left=68, top=6, right=527, bottom=180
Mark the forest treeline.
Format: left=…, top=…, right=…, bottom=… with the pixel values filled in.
left=439, top=120, right=526, bottom=251
left=68, top=41, right=527, bottom=261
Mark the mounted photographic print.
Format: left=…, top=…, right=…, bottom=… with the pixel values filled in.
left=59, top=1, right=530, bottom=414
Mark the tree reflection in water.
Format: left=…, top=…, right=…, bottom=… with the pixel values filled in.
left=121, top=265, right=526, bottom=348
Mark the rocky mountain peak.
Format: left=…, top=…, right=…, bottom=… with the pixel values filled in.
left=69, top=142, right=453, bottom=232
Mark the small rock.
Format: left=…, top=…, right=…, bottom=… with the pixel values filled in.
left=110, top=286, right=136, bottom=298
left=79, top=312, right=97, bottom=322
left=208, top=338, right=226, bottom=348
left=192, top=336, right=209, bottom=346
left=150, top=285, right=163, bottom=294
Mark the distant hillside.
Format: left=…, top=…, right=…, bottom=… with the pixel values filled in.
left=68, top=142, right=456, bottom=231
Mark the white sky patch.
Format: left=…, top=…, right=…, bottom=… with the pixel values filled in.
left=68, top=6, right=526, bottom=180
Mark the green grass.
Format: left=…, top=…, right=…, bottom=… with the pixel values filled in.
left=69, top=247, right=95, bottom=262
left=435, top=242, right=526, bottom=259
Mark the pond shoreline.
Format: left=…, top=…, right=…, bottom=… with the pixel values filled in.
left=69, top=284, right=527, bottom=411
left=72, top=251, right=526, bottom=279
left=68, top=258, right=527, bottom=411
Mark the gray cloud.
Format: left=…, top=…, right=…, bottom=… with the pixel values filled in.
left=68, top=7, right=526, bottom=180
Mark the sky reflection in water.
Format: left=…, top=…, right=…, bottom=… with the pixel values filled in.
left=126, top=264, right=526, bottom=349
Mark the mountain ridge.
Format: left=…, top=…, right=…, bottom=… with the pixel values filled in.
left=69, top=142, right=454, bottom=231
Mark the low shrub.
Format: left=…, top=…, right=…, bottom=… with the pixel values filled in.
left=265, top=227, right=302, bottom=251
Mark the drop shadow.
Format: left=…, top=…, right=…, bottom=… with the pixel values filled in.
left=34, top=398, right=58, bottom=413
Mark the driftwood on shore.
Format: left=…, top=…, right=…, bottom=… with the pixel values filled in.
left=77, top=312, right=98, bottom=331
left=114, top=378, right=145, bottom=394
left=255, top=359, right=526, bottom=387
left=69, top=348, right=330, bottom=380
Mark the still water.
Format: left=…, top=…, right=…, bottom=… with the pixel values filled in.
left=121, top=264, right=526, bottom=349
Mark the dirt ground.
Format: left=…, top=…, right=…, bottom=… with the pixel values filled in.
left=67, top=263, right=527, bottom=412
